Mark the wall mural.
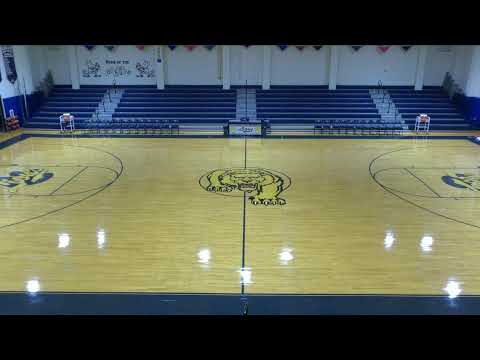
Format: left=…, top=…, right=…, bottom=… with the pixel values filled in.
left=82, top=60, right=102, bottom=78
left=81, top=57, right=154, bottom=81
left=105, top=60, right=132, bottom=77
left=136, top=60, right=155, bottom=77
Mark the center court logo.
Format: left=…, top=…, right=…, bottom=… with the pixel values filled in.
left=0, top=168, right=53, bottom=193
left=199, top=167, right=291, bottom=206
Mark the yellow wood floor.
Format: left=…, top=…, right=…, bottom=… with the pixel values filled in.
left=1, top=134, right=480, bottom=295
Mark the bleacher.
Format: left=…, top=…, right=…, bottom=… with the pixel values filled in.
left=256, top=85, right=403, bottom=134
left=389, top=86, right=470, bottom=131
left=26, top=84, right=469, bottom=135
left=27, top=85, right=106, bottom=129
left=112, top=85, right=236, bottom=127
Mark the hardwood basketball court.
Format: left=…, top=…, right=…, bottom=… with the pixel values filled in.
left=0, top=132, right=480, bottom=314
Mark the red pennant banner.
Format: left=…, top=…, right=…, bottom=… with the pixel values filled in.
left=377, top=45, right=391, bottom=54
left=136, top=45, right=146, bottom=50
left=185, top=45, right=197, bottom=51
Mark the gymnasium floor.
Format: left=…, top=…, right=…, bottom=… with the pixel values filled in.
left=2, top=131, right=480, bottom=314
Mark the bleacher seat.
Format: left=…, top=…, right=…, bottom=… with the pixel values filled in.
left=389, top=87, right=469, bottom=131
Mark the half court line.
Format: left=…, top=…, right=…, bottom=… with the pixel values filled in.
left=241, top=136, right=247, bottom=295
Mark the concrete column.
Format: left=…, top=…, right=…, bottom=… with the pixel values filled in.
left=414, top=45, right=428, bottom=90
left=156, top=45, right=165, bottom=89
left=242, top=46, right=248, bottom=84
left=67, top=45, right=80, bottom=89
left=222, top=45, right=230, bottom=90
left=328, top=45, right=338, bottom=90
left=465, top=45, right=480, bottom=98
left=262, top=45, right=271, bottom=90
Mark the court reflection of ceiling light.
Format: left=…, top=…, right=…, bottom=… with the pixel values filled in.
left=97, top=229, right=106, bottom=249
left=58, top=233, right=70, bottom=249
left=26, top=279, right=40, bottom=294
left=197, top=249, right=211, bottom=264
left=384, top=232, right=395, bottom=249
left=279, top=248, right=294, bottom=264
left=444, top=280, right=462, bottom=299
left=420, top=235, right=434, bottom=252
left=239, top=268, right=252, bottom=285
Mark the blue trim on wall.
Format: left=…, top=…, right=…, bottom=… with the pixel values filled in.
left=2, top=95, right=26, bottom=126
left=452, top=93, right=480, bottom=127
left=26, top=91, right=44, bottom=117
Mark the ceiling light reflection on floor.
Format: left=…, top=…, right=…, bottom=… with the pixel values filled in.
left=197, top=248, right=211, bottom=264
left=420, top=235, right=434, bottom=252
left=58, top=233, right=70, bottom=249
left=97, top=229, right=106, bottom=249
left=26, top=279, right=40, bottom=294
left=444, top=280, right=462, bottom=299
left=239, top=268, right=252, bottom=285
left=384, top=231, right=395, bottom=249
left=279, top=248, right=294, bottom=264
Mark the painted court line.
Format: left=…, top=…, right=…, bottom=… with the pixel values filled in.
left=50, top=166, right=89, bottom=195
left=404, top=168, right=441, bottom=198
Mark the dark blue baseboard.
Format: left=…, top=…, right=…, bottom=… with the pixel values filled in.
left=0, top=292, right=478, bottom=315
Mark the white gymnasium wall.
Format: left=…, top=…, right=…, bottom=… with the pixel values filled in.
left=12, top=46, right=34, bottom=95
left=46, top=46, right=71, bottom=85
left=424, top=45, right=455, bottom=86
left=0, top=68, right=17, bottom=100
left=337, top=45, right=419, bottom=86
left=271, top=46, right=329, bottom=85
left=0, top=45, right=42, bottom=99
left=0, top=47, right=20, bottom=99
left=35, top=44, right=468, bottom=88
left=77, top=45, right=156, bottom=85
left=230, top=45, right=263, bottom=85
left=27, top=46, right=48, bottom=91
left=165, top=46, right=220, bottom=85
left=451, top=45, right=473, bottom=92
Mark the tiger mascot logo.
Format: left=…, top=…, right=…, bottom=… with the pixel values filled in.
left=0, top=168, right=53, bottom=193
left=442, top=172, right=480, bottom=191
left=199, top=168, right=290, bottom=206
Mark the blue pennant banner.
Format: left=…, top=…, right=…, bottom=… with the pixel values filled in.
left=84, top=45, right=95, bottom=51
left=167, top=45, right=177, bottom=50
left=1, top=46, right=17, bottom=84
left=278, top=45, right=288, bottom=51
